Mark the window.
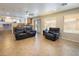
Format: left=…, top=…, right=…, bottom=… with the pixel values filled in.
left=44, top=17, right=56, bottom=29
left=45, top=20, right=56, bottom=29
left=64, top=14, right=79, bottom=34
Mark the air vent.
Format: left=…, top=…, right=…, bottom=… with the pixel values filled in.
left=61, top=3, right=68, bottom=6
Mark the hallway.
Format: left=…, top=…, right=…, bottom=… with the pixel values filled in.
left=0, top=30, right=79, bottom=56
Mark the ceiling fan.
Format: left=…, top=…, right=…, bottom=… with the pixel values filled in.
left=25, top=10, right=34, bottom=18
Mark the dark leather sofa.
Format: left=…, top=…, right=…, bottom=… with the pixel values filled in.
left=14, top=26, right=36, bottom=40
left=43, top=28, right=60, bottom=41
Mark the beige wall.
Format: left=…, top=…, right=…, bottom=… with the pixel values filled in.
left=38, top=8, right=79, bottom=42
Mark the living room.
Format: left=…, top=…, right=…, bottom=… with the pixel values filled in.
left=0, top=3, right=79, bottom=56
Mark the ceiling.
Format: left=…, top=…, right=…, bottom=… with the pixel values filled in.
left=0, top=3, right=79, bottom=18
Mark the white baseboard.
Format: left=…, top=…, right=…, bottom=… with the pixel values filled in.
left=62, top=37, right=79, bottom=43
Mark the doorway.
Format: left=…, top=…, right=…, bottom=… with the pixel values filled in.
left=34, top=18, right=41, bottom=34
